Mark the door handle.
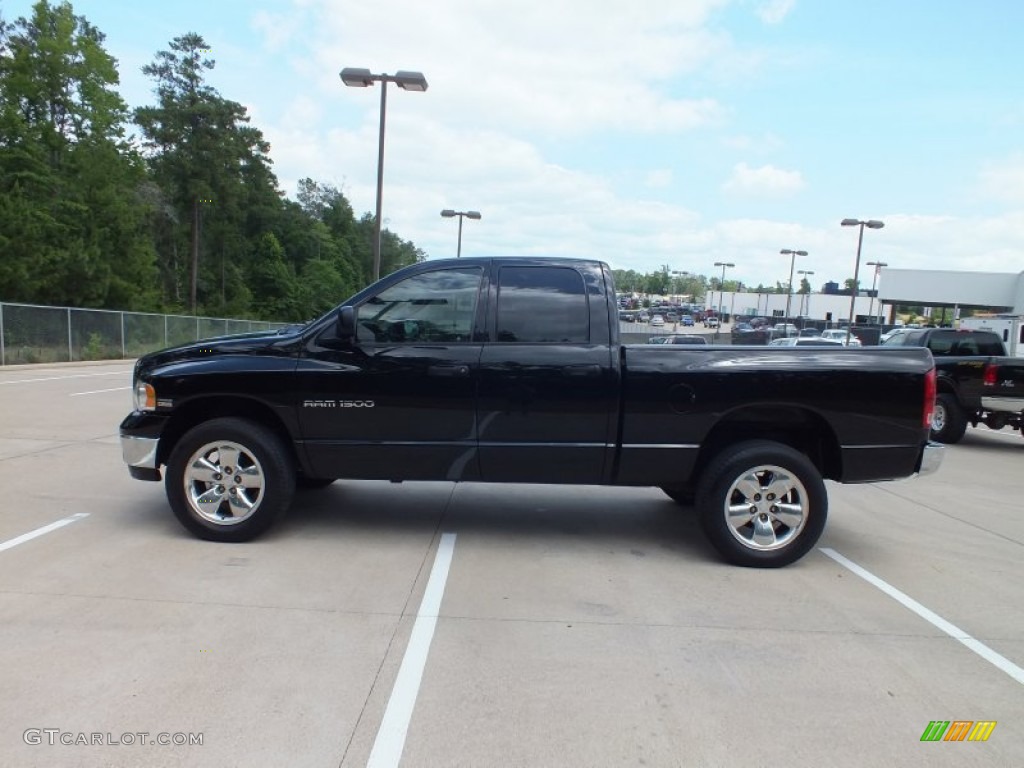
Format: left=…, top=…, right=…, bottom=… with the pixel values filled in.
left=428, top=364, right=470, bottom=377
left=561, top=364, right=602, bottom=378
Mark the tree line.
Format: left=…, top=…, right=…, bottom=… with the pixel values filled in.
left=0, top=1, right=423, bottom=322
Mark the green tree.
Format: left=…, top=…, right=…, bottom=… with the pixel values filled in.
left=0, top=0, right=156, bottom=307
left=135, top=33, right=279, bottom=314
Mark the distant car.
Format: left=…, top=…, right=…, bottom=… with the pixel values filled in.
left=798, top=328, right=821, bottom=338
left=820, top=329, right=862, bottom=347
left=637, top=311, right=650, bottom=323
left=650, top=315, right=665, bottom=327
left=769, top=337, right=844, bottom=347
left=773, top=323, right=799, bottom=337
left=665, top=335, right=708, bottom=345
left=618, top=310, right=636, bottom=322
left=880, top=328, right=909, bottom=344
left=706, top=316, right=720, bottom=328
left=649, top=335, right=708, bottom=345
left=680, top=315, right=694, bottom=326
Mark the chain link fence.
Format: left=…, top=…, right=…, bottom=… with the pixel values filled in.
left=0, top=302, right=287, bottom=366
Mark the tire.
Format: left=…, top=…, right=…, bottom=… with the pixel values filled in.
left=695, top=440, right=827, bottom=568
left=930, top=393, right=968, bottom=444
left=661, top=485, right=695, bottom=506
left=165, top=418, right=295, bottom=542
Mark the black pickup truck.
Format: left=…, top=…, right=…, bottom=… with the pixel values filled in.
left=120, top=258, right=942, bottom=567
left=881, top=328, right=1024, bottom=443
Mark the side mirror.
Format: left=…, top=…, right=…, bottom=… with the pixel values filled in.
left=336, top=305, right=356, bottom=338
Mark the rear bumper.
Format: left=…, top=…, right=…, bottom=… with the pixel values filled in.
left=981, top=396, right=1024, bottom=414
left=916, top=441, right=944, bottom=477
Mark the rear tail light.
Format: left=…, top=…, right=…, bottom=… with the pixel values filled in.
left=983, top=363, right=997, bottom=387
left=923, top=367, right=936, bottom=429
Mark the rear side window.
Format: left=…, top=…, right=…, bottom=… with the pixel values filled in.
left=972, top=332, right=1007, bottom=356
left=496, top=266, right=589, bottom=342
left=927, top=331, right=956, bottom=356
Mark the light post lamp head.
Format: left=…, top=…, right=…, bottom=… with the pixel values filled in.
left=340, top=66, right=429, bottom=282
left=841, top=217, right=885, bottom=341
left=340, top=67, right=374, bottom=87
left=340, top=68, right=429, bottom=92
left=393, top=71, right=428, bottom=91
left=441, top=209, right=482, bottom=258
left=841, top=219, right=884, bottom=230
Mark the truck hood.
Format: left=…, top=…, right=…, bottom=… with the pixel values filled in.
left=136, top=327, right=304, bottom=374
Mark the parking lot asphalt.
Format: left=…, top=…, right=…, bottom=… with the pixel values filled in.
left=1, top=360, right=1022, bottom=767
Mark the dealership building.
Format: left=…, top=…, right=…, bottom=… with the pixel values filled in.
left=705, top=288, right=891, bottom=325
left=877, top=268, right=1024, bottom=317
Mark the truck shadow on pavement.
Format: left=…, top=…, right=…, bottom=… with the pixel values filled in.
left=274, top=481, right=717, bottom=563
left=957, top=429, right=1024, bottom=452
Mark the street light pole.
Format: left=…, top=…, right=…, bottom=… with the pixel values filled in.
left=440, top=209, right=482, bottom=258
left=713, top=261, right=734, bottom=339
left=671, top=270, right=689, bottom=302
left=866, top=261, right=888, bottom=324
left=840, top=218, right=885, bottom=344
left=797, top=269, right=814, bottom=319
left=780, top=249, right=807, bottom=322
left=340, top=67, right=428, bottom=282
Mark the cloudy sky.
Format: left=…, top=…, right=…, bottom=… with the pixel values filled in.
left=4, top=0, right=1024, bottom=289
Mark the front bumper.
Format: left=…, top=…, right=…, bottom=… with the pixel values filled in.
left=120, top=405, right=174, bottom=481
left=916, top=441, right=944, bottom=477
left=122, top=434, right=158, bottom=469
left=121, top=434, right=161, bottom=481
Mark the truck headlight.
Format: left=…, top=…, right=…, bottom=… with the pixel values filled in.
left=134, top=381, right=156, bottom=412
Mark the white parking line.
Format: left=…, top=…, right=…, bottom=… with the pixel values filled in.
left=70, top=386, right=131, bottom=396
left=820, top=547, right=1024, bottom=686
left=0, top=371, right=130, bottom=385
left=367, top=532, right=457, bottom=768
left=0, top=513, right=90, bottom=553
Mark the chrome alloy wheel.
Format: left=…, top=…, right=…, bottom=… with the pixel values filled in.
left=722, top=464, right=808, bottom=551
left=931, top=402, right=947, bottom=432
left=183, top=440, right=265, bottom=525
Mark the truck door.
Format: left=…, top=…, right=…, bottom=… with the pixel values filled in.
left=296, top=265, right=486, bottom=481
left=476, top=263, right=618, bottom=484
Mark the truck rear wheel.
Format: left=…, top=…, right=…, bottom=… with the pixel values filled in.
left=930, top=393, right=968, bottom=444
left=165, top=418, right=295, bottom=542
left=696, top=440, right=827, bottom=568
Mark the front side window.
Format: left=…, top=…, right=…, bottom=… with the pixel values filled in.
left=496, top=266, right=589, bottom=343
left=357, top=267, right=482, bottom=343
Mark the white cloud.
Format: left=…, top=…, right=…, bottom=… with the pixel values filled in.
left=977, top=154, right=1024, bottom=204
left=251, top=10, right=300, bottom=52
left=756, top=0, right=796, bottom=25
left=250, top=0, right=1023, bottom=290
left=297, top=0, right=731, bottom=136
left=645, top=169, right=674, bottom=188
left=722, top=162, right=805, bottom=196
left=720, top=132, right=783, bottom=152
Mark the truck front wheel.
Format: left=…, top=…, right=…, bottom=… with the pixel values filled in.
left=165, top=418, right=295, bottom=542
left=696, top=440, right=827, bottom=568
left=930, top=393, right=968, bottom=444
